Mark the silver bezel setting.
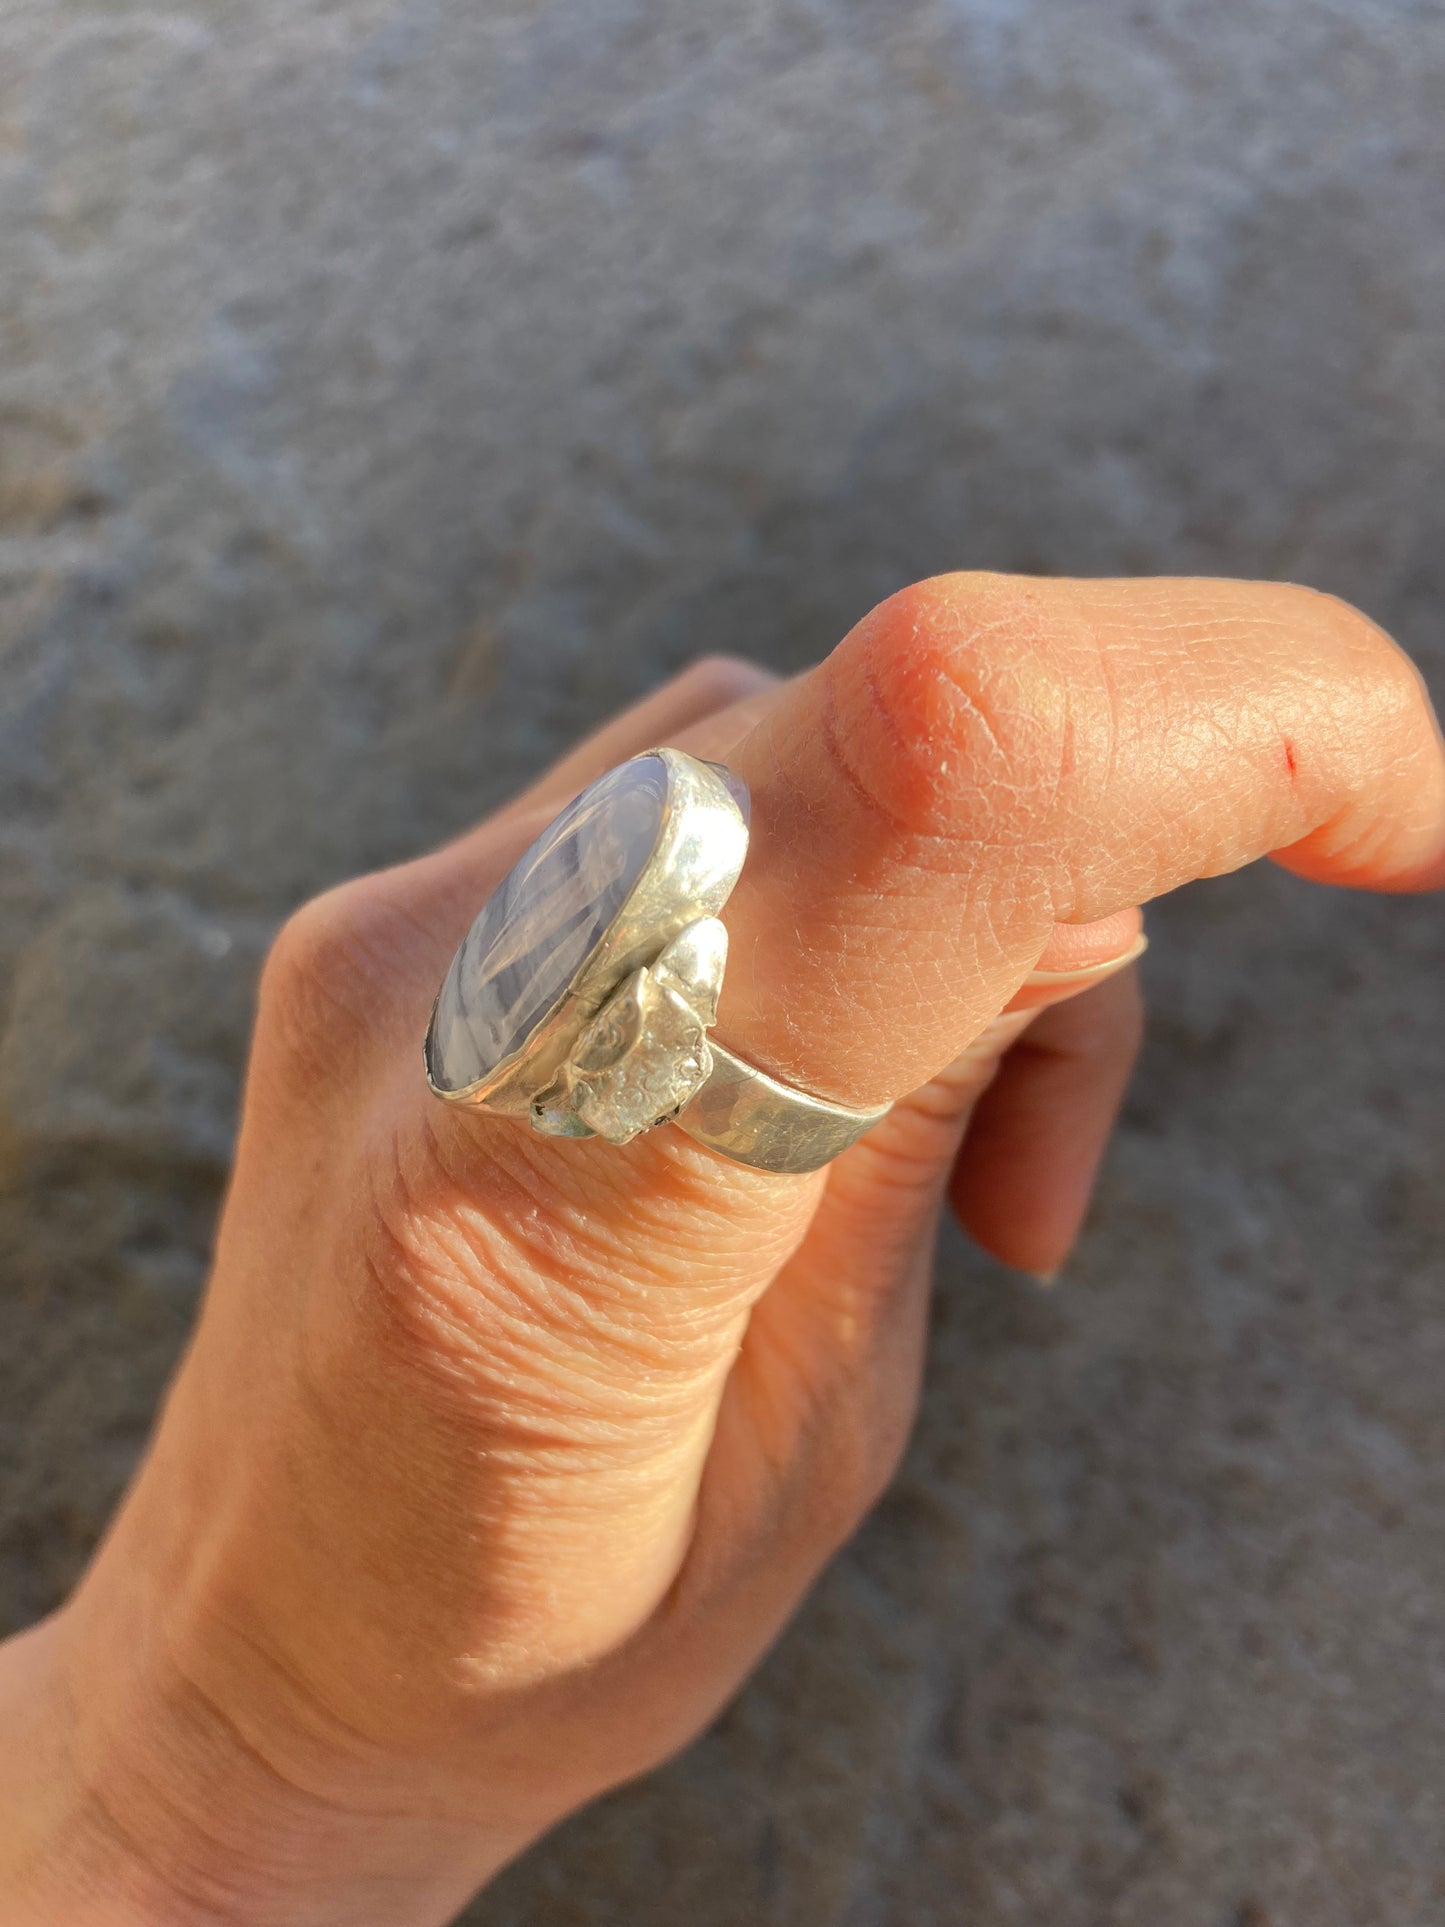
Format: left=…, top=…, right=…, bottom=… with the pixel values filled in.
left=424, top=747, right=749, bottom=1135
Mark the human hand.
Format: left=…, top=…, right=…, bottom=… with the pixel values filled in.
left=4, top=574, right=1442, bottom=1926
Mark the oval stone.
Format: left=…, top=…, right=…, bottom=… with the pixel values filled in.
left=427, top=754, right=668, bottom=1094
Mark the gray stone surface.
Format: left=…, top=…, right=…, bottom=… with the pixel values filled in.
left=1, top=2, right=1443, bottom=1921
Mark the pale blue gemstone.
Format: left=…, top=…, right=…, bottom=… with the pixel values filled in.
left=428, top=755, right=668, bottom=1094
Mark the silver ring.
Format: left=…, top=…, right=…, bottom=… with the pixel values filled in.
left=424, top=747, right=889, bottom=1173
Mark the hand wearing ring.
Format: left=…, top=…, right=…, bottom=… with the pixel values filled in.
left=5, top=574, right=1443, bottom=1927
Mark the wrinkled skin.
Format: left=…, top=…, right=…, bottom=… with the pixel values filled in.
left=3, top=574, right=1443, bottom=1927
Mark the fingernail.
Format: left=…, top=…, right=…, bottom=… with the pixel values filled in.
left=1024, top=932, right=1148, bottom=988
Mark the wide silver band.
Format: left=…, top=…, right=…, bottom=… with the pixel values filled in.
left=425, top=746, right=889, bottom=1174
left=674, top=1039, right=889, bottom=1174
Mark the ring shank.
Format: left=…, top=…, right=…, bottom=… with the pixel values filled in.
left=675, top=1041, right=890, bottom=1174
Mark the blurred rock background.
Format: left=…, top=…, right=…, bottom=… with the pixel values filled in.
left=2, top=2, right=1443, bottom=1921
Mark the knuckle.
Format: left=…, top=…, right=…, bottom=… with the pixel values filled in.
left=1285, top=584, right=1425, bottom=714
left=1272, top=585, right=1436, bottom=785
left=824, top=573, right=1076, bottom=843
left=350, top=1117, right=561, bottom=1387
left=348, top=1115, right=745, bottom=1444
left=349, top=1130, right=492, bottom=1388
left=1291, top=582, right=1388, bottom=649
left=257, top=881, right=413, bottom=1083
left=1360, top=631, right=1437, bottom=745
left=336, top=1120, right=577, bottom=1438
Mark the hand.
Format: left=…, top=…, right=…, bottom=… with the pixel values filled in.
left=3, top=575, right=1442, bottom=1927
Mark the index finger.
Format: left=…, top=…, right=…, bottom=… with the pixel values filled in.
left=713, top=573, right=1445, bottom=1108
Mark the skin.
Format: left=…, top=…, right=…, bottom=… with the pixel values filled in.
left=1, top=572, right=1442, bottom=1926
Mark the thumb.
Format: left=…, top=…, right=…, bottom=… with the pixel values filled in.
left=708, top=572, right=1445, bottom=1109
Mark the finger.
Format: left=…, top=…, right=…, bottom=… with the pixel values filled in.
left=949, top=962, right=1146, bottom=1278
left=714, top=930, right=1144, bottom=1494
left=685, top=1013, right=1038, bottom=1614
left=437, top=654, right=778, bottom=873
left=1024, top=905, right=1143, bottom=977
left=713, top=573, right=1445, bottom=1107
left=1002, top=905, right=1144, bottom=1013
left=514, top=655, right=777, bottom=816
left=697, top=926, right=1146, bottom=1564
left=298, top=659, right=782, bottom=1029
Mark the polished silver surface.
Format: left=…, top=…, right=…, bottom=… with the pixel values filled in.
left=426, top=747, right=890, bottom=1170
left=674, top=1040, right=890, bottom=1174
